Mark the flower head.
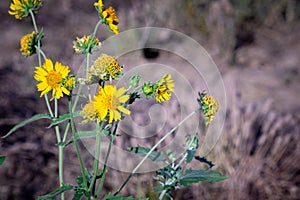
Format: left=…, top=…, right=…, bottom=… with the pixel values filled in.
left=155, top=74, right=174, bottom=103
left=81, top=101, right=97, bottom=123
left=94, top=0, right=119, bottom=34
left=86, top=54, right=123, bottom=84
left=34, top=59, right=71, bottom=101
left=73, top=35, right=101, bottom=54
left=20, top=31, right=37, bottom=57
left=94, top=85, right=130, bottom=123
left=198, top=92, right=219, bottom=125
left=9, top=0, right=42, bottom=20
left=62, top=75, right=77, bottom=91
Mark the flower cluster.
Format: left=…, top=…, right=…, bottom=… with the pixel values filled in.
left=34, top=59, right=75, bottom=101
left=85, top=54, right=123, bottom=84
left=142, top=74, right=175, bottom=103
left=20, top=31, right=37, bottom=57
left=73, top=35, right=101, bottom=54
left=9, top=0, right=42, bottom=20
left=94, top=0, right=119, bottom=34
left=198, top=92, right=219, bottom=125
left=81, top=85, right=130, bottom=124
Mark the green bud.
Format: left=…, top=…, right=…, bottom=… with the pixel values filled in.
left=129, top=74, right=141, bottom=88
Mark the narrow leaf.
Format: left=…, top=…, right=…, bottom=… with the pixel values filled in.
left=0, top=155, right=5, bottom=165
left=103, top=193, right=148, bottom=200
left=2, top=113, right=51, bottom=138
left=37, top=184, right=74, bottom=200
left=179, top=169, right=228, bottom=186
left=127, top=146, right=166, bottom=162
left=186, top=150, right=196, bottom=163
left=49, top=111, right=80, bottom=127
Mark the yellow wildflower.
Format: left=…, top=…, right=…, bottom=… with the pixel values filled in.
left=94, top=0, right=119, bottom=34
left=86, top=54, right=122, bottom=84
left=9, top=0, right=42, bottom=20
left=34, top=59, right=70, bottom=101
left=20, top=31, right=37, bottom=57
left=63, top=76, right=76, bottom=91
left=94, top=85, right=130, bottom=123
left=198, top=92, right=219, bottom=125
left=81, top=101, right=97, bottom=123
left=155, top=74, right=174, bottom=103
left=73, top=35, right=101, bottom=54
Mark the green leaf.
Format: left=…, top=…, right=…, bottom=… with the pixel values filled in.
left=2, top=113, right=51, bottom=138
left=194, top=156, right=214, bottom=168
left=186, top=150, right=196, bottom=163
left=49, top=111, right=80, bottom=127
left=127, top=146, right=166, bottom=162
left=37, top=184, right=74, bottom=200
left=103, top=193, right=148, bottom=200
left=0, top=155, right=5, bottom=165
left=179, top=169, right=228, bottom=186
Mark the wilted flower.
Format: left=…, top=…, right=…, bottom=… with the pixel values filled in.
left=73, top=35, right=101, bottom=54
left=198, top=92, right=219, bottom=125
left=9, top=0, right=42, bottom=20
left=81, top=101, right=97, bottom=123
left=20, top=31, right=37, bottom=57
left=86, top=54, right=122, bottom=84
left=94, top=0, right=119, bottom=34
left=155, top=74, right=174, bottom=103
left=34, top=59, right=71, bottom=101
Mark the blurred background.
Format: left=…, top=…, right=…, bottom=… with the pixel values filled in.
left=0, top=0, right=299, bottom=199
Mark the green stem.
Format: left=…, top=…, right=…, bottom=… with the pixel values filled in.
left=92, top=20, right=102, bottom=38
left=54, top=98, right=64, bottom=200
left=114, top=110, right=197, bottom=195
left=85, top=53, right=92, bottom=101
left=68, top=97, right=88, bottom=188
left=95, top=123, right=118, bottom=198
left=89, top=122, right=103, bottom=193
left=35, top=45, right=47, bottom=60
left=29, top=10, right=41, bottom=67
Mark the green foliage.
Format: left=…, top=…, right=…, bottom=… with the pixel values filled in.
left=2, top=113, right=51, bottom=138
left=36, top=184, right=74, bottom=200
left=128, top=146, right=166, bottom=162
left=0, top=155, right=5, bottom=165
left=103, top=193, right=149, bottom=200
left=48, top=111, right=80, bottom=127
left=179, top=169, right=228, bottom=186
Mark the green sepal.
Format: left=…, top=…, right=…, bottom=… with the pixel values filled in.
left=179, top=169, right=228, bottom=186
left=2, top=113, right=51, bottom=138
left=0, top=155, right=5, bottom=165
left=127, top=146, right=166, bottom=162
left=36, top=184, right=74, bottom=200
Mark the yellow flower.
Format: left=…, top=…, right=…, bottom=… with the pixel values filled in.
left=9, top=0, right=42, bottom=20
left=20, top=31, right=37, bottom=57
left=155, top=74, right=174, bottom=103
left=94, top=0, right=119, bottom=34
left=63, top=76, right=76, bottom=91
left=81, top=101, right=97, bottom=123
left=198, top=93, right=219, bottom=125
left=86, top=54, right=122, bottom=84
left=73, top=35, right=101, bottom=54
left=34, top=59, right=70, bottom=101
left=94, top=85, right=130, bottom=123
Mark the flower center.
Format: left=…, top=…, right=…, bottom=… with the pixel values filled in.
left=104, top=95, right=119, bottom=110
left=47, top=71, right=62, bottom=88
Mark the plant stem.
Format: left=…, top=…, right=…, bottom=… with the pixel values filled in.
left=89, top=122, right=103, bottom=194
left=92, top=20, right=102, bottom=38
left=95, top=123, right=118, bottom=198
left=29, top=10, right=41, bottom=67
left=68, top=97, right=88, bottom=189
left=54, top=98, right=64, bottom=200
left=114, top=110, right=197, bottom=195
